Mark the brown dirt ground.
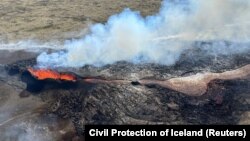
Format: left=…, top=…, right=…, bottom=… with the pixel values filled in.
left=0, top=0, right=161, bottom=42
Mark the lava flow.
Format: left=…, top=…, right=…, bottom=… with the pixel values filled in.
left=28, top=67, right=77, bottom=82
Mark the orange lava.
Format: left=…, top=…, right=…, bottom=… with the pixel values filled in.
left=60, top=73, right=77, bottom=82
left=28, top=67, right=76, bottom=82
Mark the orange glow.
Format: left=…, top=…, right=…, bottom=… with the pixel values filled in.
left=28, top=67, right=76, bottom=82
left=60, top=73, right=77, bottom=82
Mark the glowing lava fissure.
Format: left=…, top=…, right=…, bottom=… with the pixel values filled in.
left=28, top=67, right=77, bottom=82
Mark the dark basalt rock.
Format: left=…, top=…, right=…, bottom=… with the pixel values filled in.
left=131, top=81, right=141, bottom=85
left=36, top=78, right=249, bottom=135
left=3, top=41, right=250, bottom=135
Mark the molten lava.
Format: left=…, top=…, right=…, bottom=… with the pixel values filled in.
left=28, top=67, right=76, bottom=82
left=60, top=73, right=77, bottom=81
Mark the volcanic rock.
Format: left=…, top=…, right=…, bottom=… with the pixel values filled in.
left=2, top=44, right=249, bottom=136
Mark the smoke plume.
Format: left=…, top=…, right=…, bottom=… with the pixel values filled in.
left=37, top=0, right=250, bottom=68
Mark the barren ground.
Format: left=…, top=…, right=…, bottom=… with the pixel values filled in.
left=0, top=0, right=161, bottom=42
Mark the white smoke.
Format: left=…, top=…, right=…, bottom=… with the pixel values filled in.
left=2, top=122, right=53, bottom=141
left=37, top=0, right=250, bottom=68
left=0, top=40, right=63, bottom=52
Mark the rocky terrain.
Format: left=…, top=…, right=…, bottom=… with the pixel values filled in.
left=1, top=42, right=249, bottom=140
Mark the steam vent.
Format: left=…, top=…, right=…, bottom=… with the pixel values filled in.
left=0, top=0, right=250, bottom=141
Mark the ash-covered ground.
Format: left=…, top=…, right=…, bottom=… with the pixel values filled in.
left=0, top=0, right=250, bottom=141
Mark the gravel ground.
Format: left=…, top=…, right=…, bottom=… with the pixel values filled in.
left=0, top=0, right=161, bottom=42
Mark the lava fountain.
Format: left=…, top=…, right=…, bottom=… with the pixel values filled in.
left=27, top=67, right=77, bottom=82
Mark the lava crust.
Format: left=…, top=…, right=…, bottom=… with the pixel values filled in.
left=3, top=46, right=250, bottom=135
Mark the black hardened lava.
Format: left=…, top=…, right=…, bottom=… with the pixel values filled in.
left=4, top=50, right=250, bottom=136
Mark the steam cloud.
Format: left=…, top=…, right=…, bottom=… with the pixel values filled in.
left=2, top=122, right=53, bottom=141
left=37, top=0, right=250, bottom=68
